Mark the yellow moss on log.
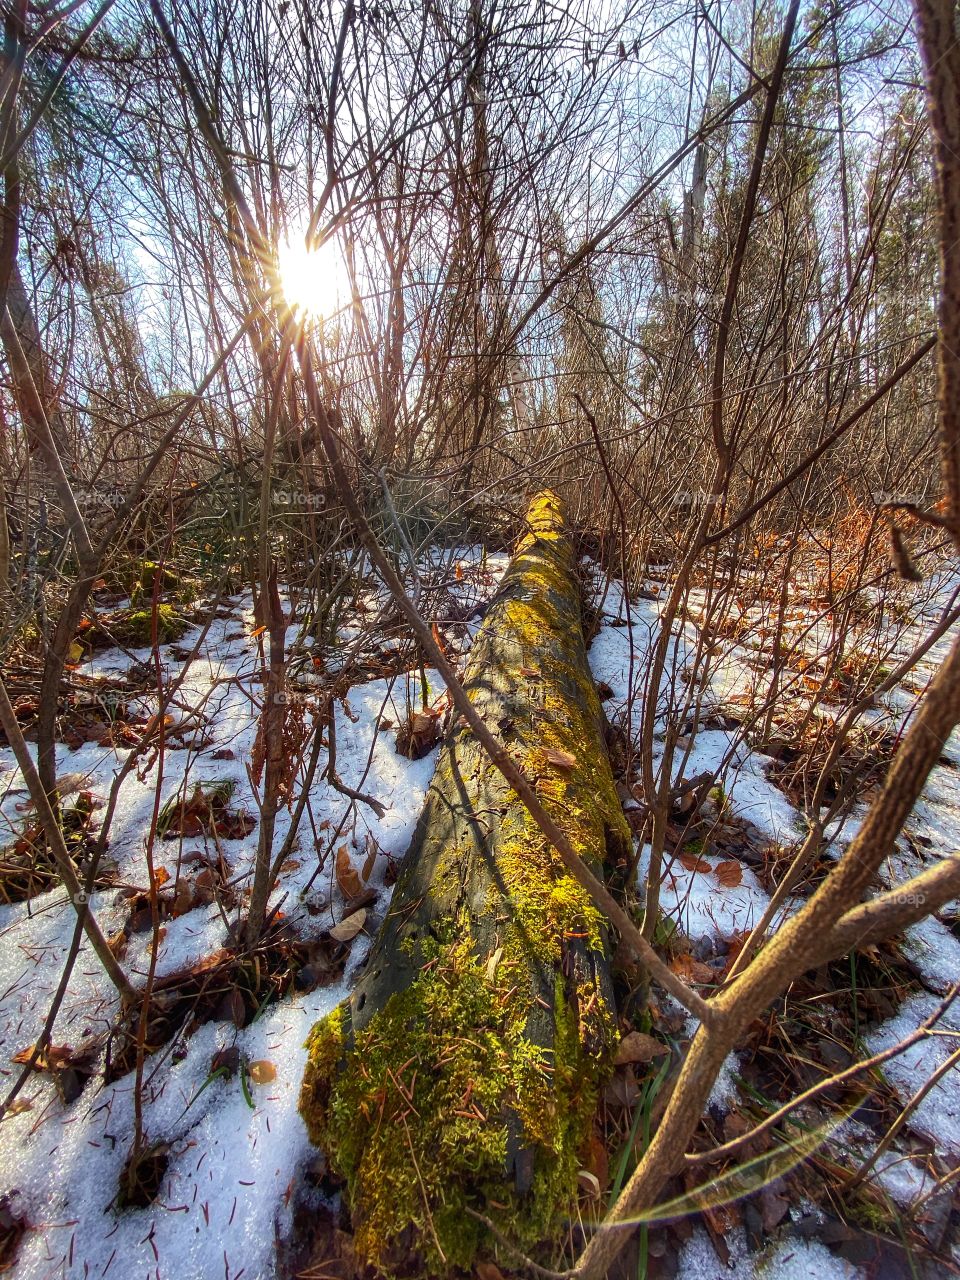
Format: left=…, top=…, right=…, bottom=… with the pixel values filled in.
left=300, top=491, right=631, bottom=1275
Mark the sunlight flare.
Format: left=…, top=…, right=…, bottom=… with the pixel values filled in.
left=276, top=230, right=346, bottom=320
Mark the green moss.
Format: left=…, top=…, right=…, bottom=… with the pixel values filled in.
left=301, top=945, right=609, bottom=1273
left=110, top=604, right=189, bottom=646
left=125, top=558, right=180, bottom=595
left=300, top=492, right=632, bottom=1275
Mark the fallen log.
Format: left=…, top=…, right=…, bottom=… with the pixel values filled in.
left=300, top=491, right=632, bottom=1274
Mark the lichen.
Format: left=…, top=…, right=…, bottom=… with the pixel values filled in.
left=300, top=492, right=632, bottom=1275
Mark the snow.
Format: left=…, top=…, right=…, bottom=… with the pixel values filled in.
left=0, top=584, right=456, bottom=1277
left=864, top=993, right=960, bottom=1161
left=678, top=1226, right=860, bottom=1279
left=583, top=561, right=960, bottom=1279
left=636, top=841, right=770, bottom=944
left=0, top=978, right=349, bottom=1280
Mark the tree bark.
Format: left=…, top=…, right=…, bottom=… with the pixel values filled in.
left=300, top=492, right=631, bottom=1274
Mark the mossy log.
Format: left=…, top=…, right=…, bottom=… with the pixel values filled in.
left=300, top=492, right=632, bottom=1275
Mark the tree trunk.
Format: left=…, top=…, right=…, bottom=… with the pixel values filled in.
left=300, top=492, right=631, bottom=1274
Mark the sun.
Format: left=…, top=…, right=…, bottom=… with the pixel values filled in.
left=276, top=230, right=346, bottom=320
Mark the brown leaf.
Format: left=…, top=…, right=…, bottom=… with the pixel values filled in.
left=217, top=811, right=256, bottom=839
left=361, top=837, right=378, bottom=883
left=475, top=1265, right=505, bottom=1280
left=614, top=1030, right=669, bottom=1066
left=335, top=846, right=364, bottom=899
left=760, top=1185, right=790, bottom=1231
left=107, top=928, right=128, bottom=959
left=678, top=852, right=712, bottom=873
left=671, top=953, right=716, bottom=985
left=217, top=987, right=247, bottom=1028
left=247, top=1060, right=277, bottom=1085
left=714, top=859, right=743, bottom=888
left=329, top=908, right=367, bottom=942
left=172, top=880, right=194, bottom=917
left=543, top=747, right=577, bottom=770
left=584, top=1130, right=609, bottom=1192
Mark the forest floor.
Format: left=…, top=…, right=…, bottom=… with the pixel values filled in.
left=0, top=546, right=958, bottom=1279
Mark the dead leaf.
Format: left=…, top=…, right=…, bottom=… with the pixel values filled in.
left=671, top=953, right=716, bottom=985
left=212, top=1046, right=241, bottom=1076
left=485, top=945, right=503, bottom=982
left=329, top=908, right=367, bottom=942
left=576, top=1169, right=601, bottom=1198
left=247, top=1060, right=277, bottom=1085
left=714, top=860, right=743, bottom=888
left=474, top=1264, right=504, bottom=1280
left=215, top=987, right=248, bottom=1028
left=760, top=1185, right=790, bottom=1231
left=335, top=845, right=364, bottom=899
left=584, top=1130, right=609, bottom=1192
left=614, top=1030, right=669, bottom=1066
left=361, top=838, right=378, bottom=883
left=678, top=852, right=712, bottom=873
left=543, top=747, right=576, bottom=770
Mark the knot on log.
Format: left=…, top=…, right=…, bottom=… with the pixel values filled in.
left=299, top=491, right=632, bottom=1275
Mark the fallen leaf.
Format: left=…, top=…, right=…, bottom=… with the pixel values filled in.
left=485, top=945, right=503, bottom=982
left=474, top=1264, right=504, bottom=1280
left=361, top=838, right=378, bottom=883
left=247, top=1060, right=277, bottom=1085
left=329, top=907, right=367, bottom=942
left=614, top=1031, right=669, bottom=1066
left=714, top=859, right=743, bottom=888
left=335, top=846, right=364, bottom=899
left=576, top=1169, right=601, bottom=1198
left=218, top=987, right=247, bottom=1028
left=584, top=1130, right=609, bottom=1191
left=671, top=953, right=716, bottom=984
left=678, top=852, right=712, bottom=873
